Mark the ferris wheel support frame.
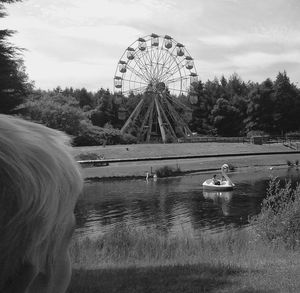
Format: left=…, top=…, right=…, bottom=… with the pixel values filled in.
left=137, top=99, right=155, bottom=141
left=156, top=95, right=177, bottom=139
left=120, top=98, right=145, bottom=135
left=154, top=95, right=167, bottom=143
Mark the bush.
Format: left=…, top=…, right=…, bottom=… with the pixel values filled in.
left=73, top=122, right=106, bottom=146
left=155, top=165, right=181, bottom=178
left=120, top=133, right=137, bottom=144
left=73, top=121, right=125, bottom=146
left=246, top=130, right=268, bottom=138
left=251, top=177, right=300, bottom=249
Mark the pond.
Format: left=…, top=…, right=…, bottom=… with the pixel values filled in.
left=74, top=166, right=300, bottom=239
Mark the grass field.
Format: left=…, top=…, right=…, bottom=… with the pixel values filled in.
left=68, top=225, right=300, bottom=293
left=72, top=142, right=291, bottom=160
left=72, top=142, right=300, bottom=179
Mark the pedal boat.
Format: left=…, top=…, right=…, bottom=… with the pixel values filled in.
left=202, top=164, right=235, bottom=191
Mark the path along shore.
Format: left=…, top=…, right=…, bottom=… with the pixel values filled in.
left=71, top=142, right=300, bottom=180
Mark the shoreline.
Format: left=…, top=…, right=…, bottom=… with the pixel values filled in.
left=84, top=162, right=289, bottom=182
left=73, top=144, right=300, bottom=180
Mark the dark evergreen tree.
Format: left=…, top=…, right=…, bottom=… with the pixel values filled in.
left=73, top=88, right=94, bottom=109
left=272, top=71, right=299, bottom=134
left=211, top=98, right=241, bottom=136
left=245, top=78, right=274, bottom=133
left=0, top=0, right=30, bottom=113
left=189, top=80, right=215, bottom=134
left=90, top=89, right=114, bottom=127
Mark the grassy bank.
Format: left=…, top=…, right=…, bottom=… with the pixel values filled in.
left=73, top=142, right=300, bottom=179
left=68, top=225, right=300, bottom=292
left=72, top=142, right=291, bottom=160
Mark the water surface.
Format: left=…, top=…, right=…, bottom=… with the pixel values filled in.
left=75, top=166, right=300, bottom=238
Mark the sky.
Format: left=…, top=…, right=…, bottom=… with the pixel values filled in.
left=1, top=0, right=300, bottom=91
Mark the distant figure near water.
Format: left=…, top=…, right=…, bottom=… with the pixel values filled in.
left=0, top=115, right=83, bottom=293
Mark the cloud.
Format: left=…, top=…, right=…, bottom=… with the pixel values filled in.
left=2, top=0, right=300, bottom=90
left=230, top=50, right=300, bottom=69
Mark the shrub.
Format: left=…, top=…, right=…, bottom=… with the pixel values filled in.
left=22, top=93, right=87, bottom=136
left=251, top=177, right=300, bottom=249
left=120, top=133, right=137, bottom=144
left=246, top=130, right=269, bottom=138
left=155, top=165, right=181, bottom=178
left=73, top=121, right=124, bottom=146
left=73, top=122, right=106, bottom=146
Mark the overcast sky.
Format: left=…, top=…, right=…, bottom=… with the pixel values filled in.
left=2, top=0, right=300, bottom=91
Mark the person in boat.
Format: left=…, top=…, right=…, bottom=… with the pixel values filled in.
left=212, top=174, right=221, bottom=185
left=0, top=115, right=83, bottom=293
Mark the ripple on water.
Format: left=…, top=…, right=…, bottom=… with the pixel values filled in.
left=74, top=167, right=300, bottom=239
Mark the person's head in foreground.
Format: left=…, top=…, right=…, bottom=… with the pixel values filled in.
left=0, top=115, right=83, bottom=293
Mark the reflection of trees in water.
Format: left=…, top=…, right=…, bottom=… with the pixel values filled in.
left=188, top=191, right=226, bottom=232
left=189, top=187, right=263, bottom=232
left=76, top=170, right=300, bottom=237
left=75, top=178, right=183, bottom=232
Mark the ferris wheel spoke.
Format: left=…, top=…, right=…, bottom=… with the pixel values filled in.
left=150, top=49, right=156, bottom=79
left=155, top=49, right=168, bottom=79
left=142, top=49, right=154, bottom=80
left=158, top=46, right=177, bottom=77
left=137, top=52, right=153, bottom=79
left=132, top=56, right=152, bottom=82
left=122, top=85, right=148, bottom=95
left=122, top=78, right=148, bottom=86
left=158, top=53, right=181, bottom=81
left=165, top=76, right=189, bottom=85
left=151, top=48, right=160, bottom=79
left=161, top=62, right=185, bottom=83
left=126, top=63, right=149, bottom=83
left=164, top=59, right=185, bottom=76
left=146, top=47, right=154, bottom=78
left=161, top=43, right=176, bottom=66
left=155, top=48, right=164, bottom=78
left=128, top=58, right=150, bottom=81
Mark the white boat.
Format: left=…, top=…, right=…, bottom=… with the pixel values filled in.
left=202, top=164, right=235, bottom=191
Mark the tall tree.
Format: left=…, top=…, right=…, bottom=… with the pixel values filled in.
left=0, top=0, right=30, bottom=113
left=272, top=71, right=299, bottom=133
left=211, top=98, right=241, bottom=136
left=189, top=80, right=215, bottom=134
left=245, top=78, right=274, bottom=133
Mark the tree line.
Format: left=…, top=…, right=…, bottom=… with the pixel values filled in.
left=189, top=72, right=300, bottom=137
left=1, top=0, right=300, bottom=145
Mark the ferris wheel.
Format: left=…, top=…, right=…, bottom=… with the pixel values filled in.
left=113, top=33, right=198, bottom=143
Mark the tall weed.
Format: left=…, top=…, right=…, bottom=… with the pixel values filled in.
left=251, top=177, right=300, bottom=249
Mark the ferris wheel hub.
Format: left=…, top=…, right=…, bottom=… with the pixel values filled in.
left=148, top=80, right=165, bottom=93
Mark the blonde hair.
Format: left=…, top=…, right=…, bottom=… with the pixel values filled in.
left=0, top=115, right=83, bottom=289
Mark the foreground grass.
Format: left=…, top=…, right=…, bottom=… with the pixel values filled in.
left=68, top=225, right=300, bottom=293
